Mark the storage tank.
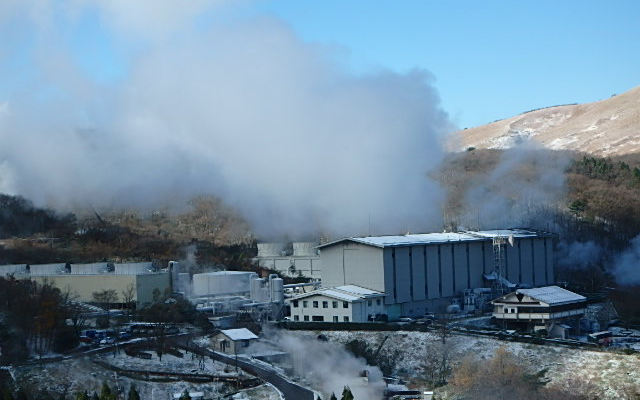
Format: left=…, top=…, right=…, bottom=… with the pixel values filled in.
left=250, top=277, right=268, bottom=302
left=192, top=271, right=256, bottom=296
left=270, top=277, right=284, bottom=303
left=293, top=242, right=318, bottom=257
left=257, top=243, right=286, bottom=257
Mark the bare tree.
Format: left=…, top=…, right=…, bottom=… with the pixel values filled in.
left=92, top=289, right=119, bottom=327
left=121, top=283, right=136, bottom=321
left=420, top=340, right=458, bottom=387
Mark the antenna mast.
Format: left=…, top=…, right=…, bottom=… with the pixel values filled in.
left=492, top=236, right=508, bottom=297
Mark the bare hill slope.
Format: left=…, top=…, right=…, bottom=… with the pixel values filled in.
left=450, top=85, right=640, bottom=156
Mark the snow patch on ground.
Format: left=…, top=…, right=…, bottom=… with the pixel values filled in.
left=320, top=330, right=640, bottom=399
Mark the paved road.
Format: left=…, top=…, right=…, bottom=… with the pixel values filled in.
left=179, top=342, right=315, bottom=400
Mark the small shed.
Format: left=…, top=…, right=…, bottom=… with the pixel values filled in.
left=210, top=328, right=259, bottom=355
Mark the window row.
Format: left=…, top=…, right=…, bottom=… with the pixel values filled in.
left=291, top=298, right=382, bottom=308
left=292, top=315, right=349, bottom=322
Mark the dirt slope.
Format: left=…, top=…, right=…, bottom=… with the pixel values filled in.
left=450, top=85, right=640, bottom=156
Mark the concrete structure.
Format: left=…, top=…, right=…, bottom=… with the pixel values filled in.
left=0, top=264, right=29, bottom=277
left=210, top=328, right=259, bottom=355
left=492, top=285, right=586, bottom=337
left=287, top=285, right=385, bottom=322
left=1, top=262, right=171, bottom=307
left=254, top=242, right=321, bottom=279
left=192, top=271, right=257, bottom=297
left=30, top=271, right=170, bottom=307
left=317, top=229, right=555, bottom=319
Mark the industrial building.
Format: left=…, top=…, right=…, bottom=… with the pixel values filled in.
left=191, top=271, right=285, bottom=321
left=0, top=262, right=171, bottom=307
left=253, top=242, right=321, bottom=279
left=288, top=285, right=385, bottom=322
left=492, top=286, right=586, bottom=338
left=316, top=229, right=555, bottom=319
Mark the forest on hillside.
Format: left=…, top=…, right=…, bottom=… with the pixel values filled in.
left=2, top=148, right=640, bottom=321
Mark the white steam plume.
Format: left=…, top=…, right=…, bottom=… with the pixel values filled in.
left=613, top=235, right=640, bottom=285
left=0, top=1, right=454, bottom=239
left=272, top=330, right=385, bottom=399
left=459, top=146, right=570, bottom=230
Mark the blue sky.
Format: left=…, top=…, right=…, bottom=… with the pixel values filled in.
left=2, top=0, right=640, bottom=129
left=255, top=0, right=640, bottom=128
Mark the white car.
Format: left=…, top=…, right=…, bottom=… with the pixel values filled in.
left=100, top=337, right=116, bottom=345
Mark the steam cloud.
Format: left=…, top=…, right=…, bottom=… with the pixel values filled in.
left=270, top=330, right=385, bottom=399
left=0, top=1, right=454, bottom=238
left=613, top=235, right=640, bottom=285
left=459, top=146, right=570, bottom=230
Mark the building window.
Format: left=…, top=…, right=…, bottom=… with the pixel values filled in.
left=303, top=301, right=308, bottom=308
left=323, top=301, right=328, bottom=308
left=312, top=316, right=324, bottom=322
left=294, top=315, right=299, bottom=321
left=332, top=301, right=338, bottom=308
left=242, top=340, right=250, bottom=347
left=343, top=301, right=349, bottom=309
left=376, top=299, right=381, bottom=306
left=292, top=300, right=299, bottom=308
left=313, top=301, right=319, bottom=308
left=344, top=316, right=349, bottom=322
left=303, top=315, right=309, bottom=321
left=367, top=300, right=372, bottom=307
left=333, top=316, right=339, bottom=322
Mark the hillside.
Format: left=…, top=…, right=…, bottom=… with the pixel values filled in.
left=450, top=86, right=640, bottom=156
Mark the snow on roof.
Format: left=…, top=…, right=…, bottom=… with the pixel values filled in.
left=219, top=328, right=259, bottom=341
left=336, top=285, right=384, bottom=297
left=290, top=285, right=384, bottom=302
left=517, top=286, right=586, bottom=306
left=318, top=229, right=549, bottom=248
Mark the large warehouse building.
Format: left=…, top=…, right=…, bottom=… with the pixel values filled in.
left=316, top=229, right=555, bottom=319
left=0, top=262, right=171, bottom=307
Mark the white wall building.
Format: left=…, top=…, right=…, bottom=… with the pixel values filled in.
left=317, top=229, right=555, bottom=319
left=287, top=285, right=385, bottom=323
left=492, top=285, right=586, bottom=337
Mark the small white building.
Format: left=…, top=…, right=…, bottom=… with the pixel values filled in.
left=287, top=285, right=385, bottom=323
left=492, top=285, right=586, bottom=337
left=210, top=328, right=259, bottom=355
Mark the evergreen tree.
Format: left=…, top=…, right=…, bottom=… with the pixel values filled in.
left=330, top=393, right=338, bottom=400
left=14, top=388, right=27, bottom=400
left=179, top=390, right=191, bottom=400
left=127, top=386, right=140, bottom=400
left=74, top=391, right=89, bottom=400
left=340, top=386, right=354, bottom=400
left=1, top=385, right=14, bottom=400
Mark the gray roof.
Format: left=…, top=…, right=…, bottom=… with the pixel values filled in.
left=517, top=286, right=586, bottom=306
left=289, top=285, right=385, bottom=302
left=317, top=229, right=549, bottom=249
left=219, top=328, right=259, bottom=341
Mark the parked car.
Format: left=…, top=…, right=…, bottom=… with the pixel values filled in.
left=398, top=317, right=414, bottom=323
left=99, top=337, right=116, bottom=345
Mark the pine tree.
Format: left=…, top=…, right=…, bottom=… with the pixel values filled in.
left=1, top=385, right=14, bottom=400
left=341, top=386, right=354, bottom=400
left=330, top=393, right=338, bottom=400
left=74, top=391, right=89, bottom=400
left=127, top=386, right=140, bottom=400
left=179, top=390, right=191, bottom=400
left=14, top=388, right=27, bottom=400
